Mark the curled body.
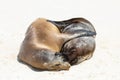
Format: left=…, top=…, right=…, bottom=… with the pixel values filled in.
left=18, top=17, right=96, bottom=70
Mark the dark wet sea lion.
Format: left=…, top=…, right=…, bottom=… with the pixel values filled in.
left=50, top=18, right=96, bottom=65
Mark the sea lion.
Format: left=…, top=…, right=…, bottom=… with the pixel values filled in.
left=50, top=18, right=96, bottom=65
left=18, top=18, right=96, bottom=70
left=18, top=18, right=71, bottom=70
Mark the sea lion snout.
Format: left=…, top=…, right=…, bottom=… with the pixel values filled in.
left=43, top=53, right=71, bottom=70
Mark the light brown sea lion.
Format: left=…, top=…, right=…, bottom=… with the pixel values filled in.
left=18, top=18, right=71, bottom=70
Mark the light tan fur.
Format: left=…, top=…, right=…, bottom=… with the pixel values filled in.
left=18, top=18, right=70, bottom=70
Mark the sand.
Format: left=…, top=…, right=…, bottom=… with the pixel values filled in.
left=0, top=0, right=120, bottom=80
left=0, top=21, right=120, bottom=80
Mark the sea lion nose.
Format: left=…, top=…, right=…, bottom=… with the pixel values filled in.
left=61, top=62, right=71, bottom=70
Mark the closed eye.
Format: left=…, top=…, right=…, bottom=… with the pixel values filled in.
left=70, top=47, right=76, bottom=53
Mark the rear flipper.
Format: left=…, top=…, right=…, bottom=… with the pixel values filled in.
left=47, top=17, right=96, bottom=33
left=48, top=18, right=96, bottom=45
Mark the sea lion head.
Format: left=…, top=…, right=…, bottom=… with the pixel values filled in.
left=61, top=37, right=95, bottom=65
left=61, top=39, right=80, bottom=64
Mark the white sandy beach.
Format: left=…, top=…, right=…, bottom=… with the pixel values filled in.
left=0, top=0, right=120, bottom=80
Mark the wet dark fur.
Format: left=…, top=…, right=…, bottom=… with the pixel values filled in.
left=49, top=18, right=96, bottom=65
